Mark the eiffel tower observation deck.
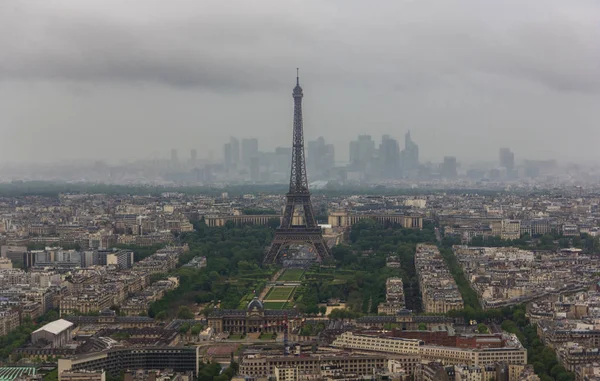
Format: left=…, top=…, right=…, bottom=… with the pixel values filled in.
left=264, top=70, right=331, bottom=266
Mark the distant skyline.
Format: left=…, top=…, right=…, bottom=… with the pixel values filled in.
left=1, top=0, right=599, bottom=165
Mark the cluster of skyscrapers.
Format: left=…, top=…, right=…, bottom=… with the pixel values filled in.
left=220, top=136, right=334, bottom=183
left=162, top=131, right=526, bottom=184
left=348, top=132, right=420, bottom=181
left=217, top=133, right=515, bottom=183
left=160, top=133, right=526, bottom=184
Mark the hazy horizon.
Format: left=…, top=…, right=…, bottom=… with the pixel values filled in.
left=1, top=0, right=599, bottom=165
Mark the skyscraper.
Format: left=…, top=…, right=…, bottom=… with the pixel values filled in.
left=241, top=138, right=259, bottom=163
left=170, top=149, right=179, bottom=167
left=307, top=136, right=335, bottom=179
left=249, top=157, right=260, bottom=182
left=230, top=137, right=240, bottom=166
left=275, top=146, right=292, bottom=175
left=499, top=148, right=515, bottom=171
left=441, top=156, right=458, bottom=179
left=190, top=149, right=197, bottom=167
left=379, top=135, right=400, bottom=179
left=401, top=131, right=419, bottom=174
left=223, top=143, right=232, bottom=172
left=349, top=135, right=375, bottom=170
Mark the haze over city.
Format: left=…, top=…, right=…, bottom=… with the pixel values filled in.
left=4, top=2, right=600, bottom=381
left=1, top=0, right=599, bottom=166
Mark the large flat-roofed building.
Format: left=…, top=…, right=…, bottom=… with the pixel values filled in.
left=328, top=212, right=422, bottom=229
left=332, top=332, right=527, bottom=367
left=1, top=246, right=28, bottom=263
left=58, top=347, right=199, bottom=378
left=419, top=345, right=527, bottom=366
left=31, top=319, right=74, bottom=348
left=95, top=250, right=134, bottom=269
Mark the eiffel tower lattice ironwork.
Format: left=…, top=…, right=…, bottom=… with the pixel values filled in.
left=264, top=70, right=331, bottom=264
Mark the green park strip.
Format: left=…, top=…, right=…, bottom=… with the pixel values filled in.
left=262, top=301, right=287, bottom=309
left=278, top=268, right=304, bottom=281
left=264, top=286, right=295, bottom=301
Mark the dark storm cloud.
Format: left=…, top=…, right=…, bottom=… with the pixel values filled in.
left=1, top=0, right=598, bottom=93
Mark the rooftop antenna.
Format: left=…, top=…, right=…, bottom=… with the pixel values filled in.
left=296, top=68, right=299, bottom=85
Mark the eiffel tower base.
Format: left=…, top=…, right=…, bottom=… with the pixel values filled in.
left=264, top=228, right=330, bottom=266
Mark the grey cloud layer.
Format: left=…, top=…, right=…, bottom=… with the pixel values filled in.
left=1, top=0, right=599, bottom=164
left=1, top=0, right=599, bottom=93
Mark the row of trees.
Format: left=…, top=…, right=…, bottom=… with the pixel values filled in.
left=445, top=231, right=599, bottom=253
left=500, top=308, right=575, bottom=381
left=0, top=181, right=510, bottom=198
left=242, top=208, right=277, bottom=215
left=438, top=246, right=481, bottom=312
left=0, top=181, right=288, bottom=198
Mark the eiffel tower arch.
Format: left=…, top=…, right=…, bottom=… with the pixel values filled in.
left=264, top=70, right=331, bottom=266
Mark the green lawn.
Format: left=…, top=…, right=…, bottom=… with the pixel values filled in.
left=263, top=301, right=287, bottom=309
left=278, top=269, right=304, bottom=281
left=265, top=286, right=295, bottom=301
left=238, top=292, right=257, bottom=309
left=259, top=332, right=277, bottom=340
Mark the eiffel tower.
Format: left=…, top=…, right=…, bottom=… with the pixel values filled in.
left=264, top=70, right=331, bottom=264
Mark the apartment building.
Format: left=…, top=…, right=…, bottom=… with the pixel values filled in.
left=0, top=308, right=20, bottom=336
left=332, top=332, right=422, bottom=355
left=415, top=244, right=464, bottom=314
left=239, top=352, right=388, bottom=378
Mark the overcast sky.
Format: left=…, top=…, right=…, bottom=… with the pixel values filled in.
left=1, top=0, right=599, bottom=165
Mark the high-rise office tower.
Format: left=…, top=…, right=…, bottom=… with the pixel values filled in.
left=349, top=140, right=359, bottom=165
left=170, top=149, right=179, bottom=166
left=349, top=135, right=375, bottom=170
left=307, top=136, right=335, bottom=179
left=499, top=148, right=515, bottom=171
left=223, top=143, right=232, bottom=172
left=249, top=157, right=260, bottom=182
left=379, top=135, right=400, bottom=179
left=241, top=138, right=259, bottom=163
left=275, top=146, right=292, bottom=174
left=190, top=149, right=198, bottom=167
left=230, top=137, right=240, bottom=166
left=441, top=156, right=458, bottom=179
left=325, top=144, right=335, bottom=169
left=401, top=131, right=419, bottom=173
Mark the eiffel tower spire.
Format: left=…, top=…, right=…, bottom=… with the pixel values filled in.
left=289, top=68, right=309, bottom=196
left=264, top=71, right=330, bottom=265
